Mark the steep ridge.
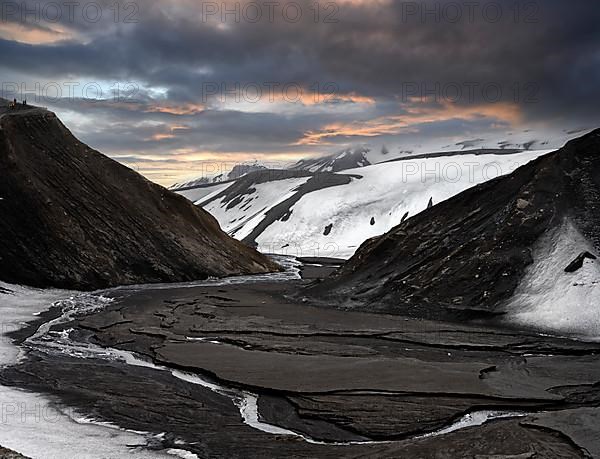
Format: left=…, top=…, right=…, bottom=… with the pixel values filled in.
left=0, top=102, right=278, bottom=290
left=310, top=129, right=600, bottom=321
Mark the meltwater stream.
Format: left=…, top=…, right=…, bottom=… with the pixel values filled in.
left=0, top=283, right=177, bottom=459
left=2, top=256, right=526, bottom=457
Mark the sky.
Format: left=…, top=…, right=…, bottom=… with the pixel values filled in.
left=1, top=0, right=599, bottom=186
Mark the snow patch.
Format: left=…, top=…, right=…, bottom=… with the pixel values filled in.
left=166, top=449, right=200, bottom=459
left=506, top=220, right=600, bottom=339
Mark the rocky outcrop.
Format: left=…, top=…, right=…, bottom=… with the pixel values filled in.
left=0, top=101, right=278, bottom=290
left=564, top=251, right=597, bottom=273
left=0, top=447, right=28, bottom=459
left=310, top=129, right=600, bottom=320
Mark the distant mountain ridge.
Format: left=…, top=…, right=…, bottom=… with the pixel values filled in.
left=171, top=148, right=372, bottom=192
left=171, top=162, right=268, bottom=190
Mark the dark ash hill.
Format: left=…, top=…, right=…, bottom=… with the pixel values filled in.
left=310, top=129, right=600, bottom=321
left=0, top=101, right=278, bottom=290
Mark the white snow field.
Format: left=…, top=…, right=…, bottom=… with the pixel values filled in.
left=257, top=151, right=551, bottom=258
left=202, top=176, right=311, bottom=240
left=505, top=220, right=600, bottom=340
left=182, top=150, right=553, bottom=259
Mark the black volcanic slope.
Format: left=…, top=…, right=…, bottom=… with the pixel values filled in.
left=311, top=129, right=600, bottom=320
left=0, top=101, right=278, bottom=290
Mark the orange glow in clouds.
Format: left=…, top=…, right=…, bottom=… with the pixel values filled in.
left=0, top=22, right=72, bottom=44
left=297, top=102, right=523, bottom=145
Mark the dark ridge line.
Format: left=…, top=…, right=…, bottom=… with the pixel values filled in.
left=379, top=148, right=527, bottom=164
left=177, top=328, right=600, bottom=357
left=199, top=169, right=316, bottom=207
left=241, top=173, right=358, bottom=248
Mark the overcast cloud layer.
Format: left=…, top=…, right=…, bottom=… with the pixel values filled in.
left=1, top=0, right=599, bottom=184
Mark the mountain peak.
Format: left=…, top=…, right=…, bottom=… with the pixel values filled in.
left=291, top=147, right=371, bottom=173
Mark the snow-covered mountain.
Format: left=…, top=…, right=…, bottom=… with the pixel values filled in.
left=177, top=149, right=553, bottom=259
left=291, top=147, right=371, bottom=173
left=171, top=162, right=268, bottom=190
left=310, top=128, right=600, bottom=338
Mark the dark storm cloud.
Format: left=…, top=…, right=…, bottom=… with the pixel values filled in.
left=1, top=0, right=599, bottom=183
left=2, top=0, right=598, bottom=114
